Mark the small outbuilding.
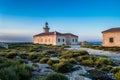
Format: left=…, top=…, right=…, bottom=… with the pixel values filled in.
left=102, top=28, right=120, bottom=47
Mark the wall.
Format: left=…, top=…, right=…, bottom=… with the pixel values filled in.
left=65, top=36, right=71, bottom=45
left=34, top=35, right=78, bottom=45
left=102, top=32, right=120, bottom=47
left=70, top=37, right=78, bottom=45
left=33, top=35, right=56, bottom=45
left=56, top=36, right=66, bottom=45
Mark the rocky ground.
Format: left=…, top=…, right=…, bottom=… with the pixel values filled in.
left=67, top=45, right=120, bottom=65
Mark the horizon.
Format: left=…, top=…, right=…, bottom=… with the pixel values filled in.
left=0, top=0, right=120, bottom=42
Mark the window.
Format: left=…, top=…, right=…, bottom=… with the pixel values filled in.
left=58, top=38, right=60, bottom=42
left=63, top=39, right=65, bottom=42
left=41, top=39, right=43, bottom=42
left=45, top=39, right=47, bottom=42
left=49, top=39, right=50, bottom=42
left=76, top=39, right=77, bottom=42
left=109, top=38, right=114, bottom=43
left=73, top=39, right=74, bottom=42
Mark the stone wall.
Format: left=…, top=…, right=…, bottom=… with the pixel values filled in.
left=33, top=35, right=56, bottom=45
left=102, top=32, right=120, bottom=47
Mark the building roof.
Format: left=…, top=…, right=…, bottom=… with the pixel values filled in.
left=34, top=31, right=78, bottom=37
left=63, top=33, right=78, bottom=37
left=34, top=31, right=62, bottom=37
left=102, top=28, right=120, bottom=33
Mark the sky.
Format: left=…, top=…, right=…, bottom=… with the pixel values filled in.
left=0, top=0, right=120, bottom=42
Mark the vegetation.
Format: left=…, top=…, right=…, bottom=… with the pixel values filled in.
left=53, top=61, right=73, bottom=73
left=45, top=73, right=68, bottom=80
left=87, top=69, right=113, bottom=80
left=81, top=45, right=120, bottom=51
left=0, top=43, right=119, bottom=79
left=40, top=57, right=49, bottom=63
left=115, top=71, right=120, bottom=80
left=0, top=67, right=19, bottom=80
left=36, top=73, right=68, bottom=80
left=111, top=67, right=120, bottom=80
left=111, top=67, right=120, bottom=74
left=0, top=57, right=32, bottom=80
left=0, top=46, right=6, bottom=50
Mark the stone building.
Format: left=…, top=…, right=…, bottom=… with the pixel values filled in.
left=33, top=22, right=78, bottom=45
left=102, top=28, right=120, bottom=47
left=80, top=41, right=89, bottom=45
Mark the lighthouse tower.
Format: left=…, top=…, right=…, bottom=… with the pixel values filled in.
left=43, top=22, right=50, bottom=33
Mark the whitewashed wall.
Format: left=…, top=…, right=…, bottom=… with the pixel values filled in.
left=56, top=36, right=66, bottom=45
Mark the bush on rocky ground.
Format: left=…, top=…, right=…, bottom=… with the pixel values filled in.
left=0, top=67, right=19, bottom=80
left=45, top=73, right=68, bottom=80
left=53, top=61, right=73, bottom=73
left=40, top=57, right=49, bottom=63
left=115, top=71, right=120, bottom=80
left=111, top=67, right=120, bottom=74
left=95, top=57, right=115, bottom=66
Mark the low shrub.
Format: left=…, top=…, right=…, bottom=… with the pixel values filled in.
left=95, top=57, right=114, bottom=66
left=19, top=53, right=29, bottom=59
left=68, top=58, right=77, bottom=64
left=53, top=61, right=73, bottom=73
left=100, top=65, right=113, bottom=71
left=32, top=63, right=39, bottom=67
left=81, top=45, right=120, bottom=51
left=40, top=58, right=49, bottom=63
left=45, top=73, right=68, bottom=80
left=14, top=64, right=32, bottom=80
left=7, top=52, right=18, bottom=58
left=47, top=59, right=53, bottom=65
left=77, top=50, right=89, bottom=55
left=77, top=55, right=95, bottom=62
left=0, top=67, right=19, bottom=80
left=81, top=60, right=94, bottom=66
left=111, top=67, right=120, bottom=74
left=0, top=57, right=7, bottom=63
left=29, top=52, right=43, bottom=62
left=115, top=71, right=120, bottom=80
